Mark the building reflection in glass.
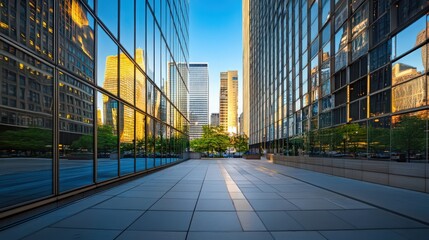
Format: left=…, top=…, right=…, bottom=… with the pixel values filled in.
left=58, top=72, right=94, bottom=192
left=0, top=40, right=54, bottom=208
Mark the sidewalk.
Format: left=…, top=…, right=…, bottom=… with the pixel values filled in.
left=1, top=158, right=428, bottom=240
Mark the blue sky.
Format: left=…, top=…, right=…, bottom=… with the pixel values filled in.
left=189, top=0, right=243, bottom=116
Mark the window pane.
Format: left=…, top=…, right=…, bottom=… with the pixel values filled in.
left=146, top=117, right=155, bottom=169
left=59, top=72, right=94, bottom=192
left=97, top=92, right=118, bottom=181
left=120, top=0, right=135, bottom=57
left=370, top=90, right=391, bottom=117
left=351, top=2, right=368, bottom=38
left=0, top=40, right=54, bottom=208
left=392, top=47, right=426, bottom=86
left=98, top=0, right=118, bottom=37
left=393, top=16, right=427, bottom=60
left=136, top=112, right=146, bottom=171
left=0, top=0, right=54, bottom=61
left=392, top=76, right=426, bottom=112
left=136, top=1, right=146, bottom=67
left=119, top=53, right=135, bottom=104
left=136, top=68, right=146, bottom=111
left=391, top=111, right=427, bottom=163
left=59, top=0, right=95, bottom=82
left=368, top=117, right=391, bottom=160
left=97, top=26, right=118, bottom=96
left=119, top=104, right=134, bottom=175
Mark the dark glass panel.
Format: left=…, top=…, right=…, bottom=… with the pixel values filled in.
left=58, top=0, right=94, bottom=82
left=391, top=111, right=427, bottom=163
left=96, top=92, right=118, bottom=181
left=58, top=72, right=94, bottom=192
left=368, top=116, right=391, bottom=160
left=98, top=0, right=118, bottom=37
left=97, top=25, right=118, bottom=95
left=119, top=104, right=134, bottom=175
left=0, top=40, right=53, bottom=208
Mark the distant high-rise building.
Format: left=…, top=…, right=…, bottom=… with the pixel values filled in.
left=211, top=113, right=220, bottom=127
left=239, top=112, right=244, bottom=135
left=219, top=71, right=238, bottom=134
left=189, top=63, right=209, bottom=139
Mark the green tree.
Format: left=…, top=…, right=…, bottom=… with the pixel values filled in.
left=231, top=134, right=249, bottom=153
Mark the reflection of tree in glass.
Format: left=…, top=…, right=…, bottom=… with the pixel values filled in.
left=0, top=128, right=52, bottom=156
left=97, top=125, right=117, bottom=153
left=392, top=115, right=426, bottom=161
left=71, top=135, right=93, bottom=151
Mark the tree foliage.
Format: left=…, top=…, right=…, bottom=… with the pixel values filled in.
left=190, top=126, right=249, bottom=154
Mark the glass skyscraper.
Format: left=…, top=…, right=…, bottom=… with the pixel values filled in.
left=188, top=63, right=208, bottom=139
left=0, top=0, right=189, bottom=215
left=245, top=0, right=429, bottom=192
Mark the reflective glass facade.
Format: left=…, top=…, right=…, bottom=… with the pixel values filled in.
left=0, top=0, right=189, bottom=213
left=247, top=0, right=429, bottom=163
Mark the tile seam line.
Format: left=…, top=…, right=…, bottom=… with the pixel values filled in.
left=247, top=161, right=429, bottom=227
left=184, top=161, right=209, bottom=240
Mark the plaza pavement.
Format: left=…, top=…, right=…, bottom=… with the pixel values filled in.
left=1, top=158, right=429, bottom=240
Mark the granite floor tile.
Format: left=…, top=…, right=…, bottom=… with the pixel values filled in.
left=196, top=199, right=235, bottom=211
left=22, top=228, right=120, bottom=240
left=190, top=212, right=242, bottom=231
left=320, top=230, right=407, bottom=240
left=52, top=209, right=143, bottom=230
left=271, top=231, right=327, bottom=240
left=237, top=211, right=266, bottom=231
left=287, top=211, right=354, bottom=230
left=115, top=231, right=187, bottom=240
left=92, top=197, right=158, bottom=210
left=248, top=199, right=299, bottom=211
left=129, top=211, right=192, bottom=231
left=257, top=211, right=304, bottom=231
left=149, top=199, right=197, bottom=211
left=330, top=209, right=426, bottom=229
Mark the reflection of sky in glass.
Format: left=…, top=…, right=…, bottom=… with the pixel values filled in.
left=394, top=16, right=427, bottom=60
left=98, top=0, right=118, bottom=37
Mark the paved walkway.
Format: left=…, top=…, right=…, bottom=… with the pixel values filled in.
left=1, top=159, right=429, bottom=240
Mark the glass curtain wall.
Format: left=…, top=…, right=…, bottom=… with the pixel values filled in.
left=0, top=0, right=189, bottom=211
left=248, top=0, right=429, bottom=164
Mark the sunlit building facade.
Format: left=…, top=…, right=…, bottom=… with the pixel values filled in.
left=0, top=0, right=189, bottom=215
left=219, top=70, right=238, bottom=134
left=246, top=0, right=429, bottom=192
left=189, top=63, right=209, bottom=139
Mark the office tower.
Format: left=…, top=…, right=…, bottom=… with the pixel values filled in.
left=189, top=63, right=209, bottom=139
left=0, top=0, right=189, bottom=215
left=211, top=113, right=220, bottom=126
left=242, top=0, right=250, bottom=137
left=245, top=0, right=429, bottom=191
left=219, top=71, right=238, bottom=134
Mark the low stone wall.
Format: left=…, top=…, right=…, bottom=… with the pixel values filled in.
left=243, top=154, right=261, bottom=160
left=271, top=155, right=429, bottom=193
